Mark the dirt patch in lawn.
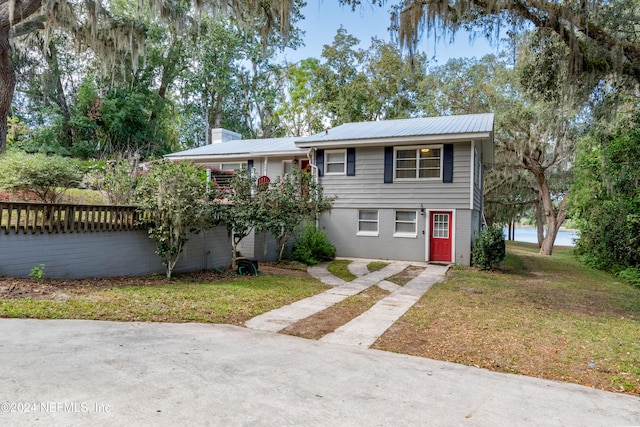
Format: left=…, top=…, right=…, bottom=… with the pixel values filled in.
left=386, top=265, right=426, bottom=286
left=0, top=272, right=225, bottom=300
left=281, top=285, right=390, bottom=340
left=259, top=263, right=309, bottom=277
left=0, top=265, right=307, bottom=301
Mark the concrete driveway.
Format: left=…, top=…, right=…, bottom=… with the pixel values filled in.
left=1, top=319, right=639, bottom=426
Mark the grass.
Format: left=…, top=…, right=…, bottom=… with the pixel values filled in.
left=0, top=274, right=328, bottom=325
left=327, top=260, right=357, bottom=281
left=367, top=261, right=388, bottom=272
left=373, top=241, right=640, bottom=395
left=3, top=243, right=639, bottom=395
left=327, top=260, right=390, bottom=280
left=62, top=188, right=108, bottom=205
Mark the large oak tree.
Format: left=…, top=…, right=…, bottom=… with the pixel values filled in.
left=345, top=0, right=640, bottom=83
left=0, top=0, right=301, bottom=154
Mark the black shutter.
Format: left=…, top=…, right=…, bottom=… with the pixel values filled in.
left=247, top=159, right=254, bottom=173
left=443, top=144, right=453, bottom=183
left=316, top=149, right=324, bottom=177
left=346, top=147, right=356, bottom=176
left=384, top=147, right=393, bottom=183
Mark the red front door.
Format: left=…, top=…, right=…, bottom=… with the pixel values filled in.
left=430, top=211, right=452, bottom=262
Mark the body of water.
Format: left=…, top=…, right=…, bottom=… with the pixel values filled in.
left=504, top=227, right=579, bottom=247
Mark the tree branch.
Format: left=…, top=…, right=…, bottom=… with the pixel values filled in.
left=8, top=14, right=44, bottom=38
left=0, top=0, right=42, bottom=30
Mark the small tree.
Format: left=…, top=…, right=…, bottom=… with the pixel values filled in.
left=0, top=150, right=83, bottom=203
left=135, top=160, right=210, bottom=279
left=472, top=227, right=506, bottom=271
left=210, top=169, right=266, bottom=270
left=263, top=168, right=334, bottom=262
left=89, top=152, right=141, bottom=205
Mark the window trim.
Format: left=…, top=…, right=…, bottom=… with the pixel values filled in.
left=432, top=212, right=450, bottom=239
left=357, top=209, right=379, bottom=237
left=218, top=162, right=247, bottom=172
left=324, top=149, right=347, bottom=175
left=282, top=160, right=293, bottom=175
left=393, top=210, right=418, bottom=238
left=394, top=144, right=443, bottom=181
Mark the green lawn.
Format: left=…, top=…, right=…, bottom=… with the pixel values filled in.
left=3, top=243, right=639, bottom=396
left=374, top=242, right=640, bottom=395
left=327, top=259, right=357, bottom=281
left=0, top=274, right=328, bottom=325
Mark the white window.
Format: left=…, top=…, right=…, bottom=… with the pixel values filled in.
left=395, top=146, right=442, bottom=179
left=394, top=210, right=417, bottom=238
left=283, top=160, right=294, bottom=175
left=325, top=150, right=346, bottom=175
left=432, top=213, right=449, bottom=238
left=357, top=210, right=379, bottom=236
left=219, top=162, right=247, bottom=172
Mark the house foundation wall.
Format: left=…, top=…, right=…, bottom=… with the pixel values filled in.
left=0, top=227, right=231, bottom=278
left=320, top=208, right=475, bottom=264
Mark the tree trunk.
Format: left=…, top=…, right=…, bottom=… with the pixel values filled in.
left=0, top=0, right=42, bottom=153
left=535, top=195, right=544, bottom=248
left=43, top=40, right=73, bottom=145
left=0, top=30, right=15, bottom=154
left=277, top=239, right=286, bottom=263
left=535, top=173, right=568, bottom=255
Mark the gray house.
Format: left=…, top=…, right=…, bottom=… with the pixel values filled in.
left=297, top=114, right=494, bottom=265
left=166, top=113, right=494, bottom=265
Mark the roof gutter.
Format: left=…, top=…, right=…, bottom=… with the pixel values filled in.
left=165, top=150, right=305, bottom=161
left=296, top=132, right=493, bottom=149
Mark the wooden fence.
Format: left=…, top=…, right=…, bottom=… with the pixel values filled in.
left=0, top=202, right=150, bottom=234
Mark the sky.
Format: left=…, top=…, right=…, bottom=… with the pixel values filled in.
left=280, top=2, right=501, bottom=65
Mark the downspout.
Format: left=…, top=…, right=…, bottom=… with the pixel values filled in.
left=306, top=148, right=320, bottom=228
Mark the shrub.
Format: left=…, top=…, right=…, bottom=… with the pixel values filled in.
left=0, top=150, right=84, bottom=203
left=472, top=227, right=506, bottom=270
left=29, top=264, right=45, bottom=280
left=617, top=267, right=640, bottom=289
left=291, top=221, right=336, bottom=265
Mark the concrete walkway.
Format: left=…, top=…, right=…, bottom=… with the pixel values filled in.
left=2, top=319, right=639, bottom=426
left=245, top=262, right=409, bottom=333
left=246, top=260, right=448, bottom=347
left=321, top=263, right=449, bottom=347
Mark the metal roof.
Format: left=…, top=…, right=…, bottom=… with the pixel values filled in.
left=165, top=114, right=494, bottom=160
left=165, top=137, right=306, bottom=158
left=296, top=113, right=494, bottom=147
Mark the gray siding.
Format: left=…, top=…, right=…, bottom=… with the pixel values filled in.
left=320, top=208, right=426, bottom=262
left=471, top=210, right=482, bottom=241
left=238, top=230, right=293, bottom=262
left=0, top=227, right=231, bottom=278
left=455, top=209, right=473, bottom=265
left=320, top=208, right=474, bottom=264
left=472, top=142, right=483, bottom=211
left=237, top=229, right=256, bottom=259
left=266, top=156, right=290, bottom=179
left=319, top=142, right=472, bottom=210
